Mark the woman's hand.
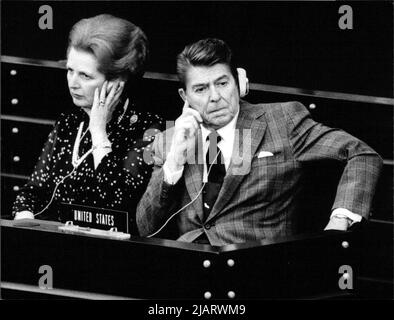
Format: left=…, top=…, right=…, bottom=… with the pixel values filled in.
left=89, top=80, right=124, bottom=143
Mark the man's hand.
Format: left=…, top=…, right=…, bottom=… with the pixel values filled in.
left=324, top=215, right=351, bottom=231
left=165, top=101, right=203, bottom=172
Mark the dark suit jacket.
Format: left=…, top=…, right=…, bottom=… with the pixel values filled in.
left=136, top=101, right=382, bottom=245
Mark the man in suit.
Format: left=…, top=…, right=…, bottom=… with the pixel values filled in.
left=136, top=38, right=382, bottom=246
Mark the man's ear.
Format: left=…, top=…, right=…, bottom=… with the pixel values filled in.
left=178, top=88, right=187, bottom=102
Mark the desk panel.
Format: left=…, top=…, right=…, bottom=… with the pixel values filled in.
left=1, top=219, right=365, bottom=299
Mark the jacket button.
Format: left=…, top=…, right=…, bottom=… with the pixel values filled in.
left=204, top=223, right=211, bottom=230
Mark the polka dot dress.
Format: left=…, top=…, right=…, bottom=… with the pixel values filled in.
left=12, top=100, right=164, bottom=229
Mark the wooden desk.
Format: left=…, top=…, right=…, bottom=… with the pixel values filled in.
left=1, top=219, right=360, bottom=299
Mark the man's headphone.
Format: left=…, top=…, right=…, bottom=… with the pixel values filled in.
left=237, top=68, right=249, bottom=97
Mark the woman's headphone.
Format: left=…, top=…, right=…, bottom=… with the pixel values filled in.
left=237, top=68, right=249, bottom=97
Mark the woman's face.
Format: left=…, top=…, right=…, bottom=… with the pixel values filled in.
left=66, top=47, right=106, bottom=109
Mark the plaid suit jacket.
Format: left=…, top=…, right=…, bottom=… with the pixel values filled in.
left=136, top=101, right=382, bottom=246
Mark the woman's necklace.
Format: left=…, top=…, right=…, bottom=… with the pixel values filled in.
left=72, top=99, right=129, bottom=168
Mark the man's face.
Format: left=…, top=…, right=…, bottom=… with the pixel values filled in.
left=180, top=63, right=240, bottom=130
left=66, top=47, right=106, bottom=109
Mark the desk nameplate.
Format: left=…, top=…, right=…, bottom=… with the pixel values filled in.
left=59, top=202, right=129, bottom=233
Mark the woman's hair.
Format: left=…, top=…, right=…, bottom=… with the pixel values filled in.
left=67, top=14, right=148, bottom=81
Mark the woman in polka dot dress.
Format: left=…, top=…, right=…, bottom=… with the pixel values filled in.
left=12, top=14, right=163, bottom=233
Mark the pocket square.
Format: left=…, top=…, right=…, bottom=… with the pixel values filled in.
left=257, top=151, right=274, bottom=158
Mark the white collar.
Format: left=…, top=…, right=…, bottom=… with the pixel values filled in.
left=201, top=108, right=239, bottom=143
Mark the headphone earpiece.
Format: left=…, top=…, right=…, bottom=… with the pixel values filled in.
left=237, top=68, right=249, bottom=98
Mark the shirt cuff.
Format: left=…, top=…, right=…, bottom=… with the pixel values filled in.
left=331, top=208, right=362, bottom=226
left=14, top=210, right=35, bottom=220
left=163, top=161, right=184, bottom=185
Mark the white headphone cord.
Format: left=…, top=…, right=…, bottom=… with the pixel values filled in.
left=147, top=149, right=222, bottom=238
left=33, top=167, right=77, bottom=217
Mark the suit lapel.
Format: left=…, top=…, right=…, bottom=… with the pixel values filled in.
left=207, top=101, right=267, bottom=221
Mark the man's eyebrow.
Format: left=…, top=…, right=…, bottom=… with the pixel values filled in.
left=191, top=75, right=229, bottom=88
left=191, top=82, right=208, bottom=89
left=215, top=75, right=229, bottom=82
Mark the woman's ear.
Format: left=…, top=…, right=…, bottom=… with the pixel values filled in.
left=178, top=88, right=187, bottom=102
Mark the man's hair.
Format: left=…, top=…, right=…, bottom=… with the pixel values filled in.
left=67, top=14, right=148, bottom=81
left=176, top=38, right=238, bottom=89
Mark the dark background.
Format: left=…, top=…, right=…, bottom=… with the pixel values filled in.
left=1, top=1, right=393, bottom=97
left=1, top=1, right=393, bottom=299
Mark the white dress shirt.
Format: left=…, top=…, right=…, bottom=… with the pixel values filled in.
left=200, top=111, right=238, bottom=182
